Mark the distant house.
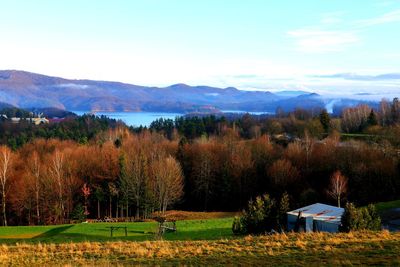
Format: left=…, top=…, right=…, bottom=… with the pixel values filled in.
left=11, top=117, right=21, bottom=123
left=30, top=117, right=49, bottom=125
left=287, top=203, right=344, bottom=233
left=9, top=117, right=49, bottom=125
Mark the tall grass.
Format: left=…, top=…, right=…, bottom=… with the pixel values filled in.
left=0, top=231, right=399, bottom=266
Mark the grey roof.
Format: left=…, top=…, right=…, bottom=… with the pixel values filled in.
left=287, top=203, right=344, bottom=224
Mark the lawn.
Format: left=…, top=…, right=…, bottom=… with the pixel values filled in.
left=0, top=217, right=234, bottom=244
left=373, top=199, right=400, bottom=213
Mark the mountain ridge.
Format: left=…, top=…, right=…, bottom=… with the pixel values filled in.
left=0, top=70, right=377, bottom=114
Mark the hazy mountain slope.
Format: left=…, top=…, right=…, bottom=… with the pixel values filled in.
left=0, top=70, right=282, bottom=112
left=0, top=70, right=379, bottom=113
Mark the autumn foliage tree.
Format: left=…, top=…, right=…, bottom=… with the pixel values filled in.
left=0, top=103, right=399, bottom=226
left=268, top=159, right=299, bottom=192
left=82, top=183, right=91, bottom=217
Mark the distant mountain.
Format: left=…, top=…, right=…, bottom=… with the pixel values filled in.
left=274, top=90, right=311, bottom=97
left=355, top=93, right=372, bottom=96
left=0, top=70, right=281, bottom=112
left=273, top=93, right=325, bottom=112
left=0, top=70, right=380, bottom=113
left=0, top=102, right=15, bottom=110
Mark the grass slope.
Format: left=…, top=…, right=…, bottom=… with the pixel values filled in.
left=0, top=231, right=399, bottom=266
left=0, top=218, right=234, bottom=244
left=374, top=199, right=400, bottom=212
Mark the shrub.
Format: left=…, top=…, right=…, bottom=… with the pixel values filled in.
left=71, top=204, right=86, bottom=221
left=232, top=216, right=242, bottom=234
left=241, top=194, right=275, bottom=234
left=340, top=202, right=381, bottom=232
left=277, top=192, right=290, bottom=230
left=233, top=193, right=289, bottom=234
left=366, top=204, right=381, bottom=230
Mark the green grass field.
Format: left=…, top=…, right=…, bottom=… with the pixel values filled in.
left=374, top=199, right=400, bottom=212
left=0, top=217, right=234, bottom=244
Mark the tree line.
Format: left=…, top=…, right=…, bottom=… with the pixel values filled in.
left=0, top=126, right=398, bottom=226
left=0, top=98, right=399, bottom=226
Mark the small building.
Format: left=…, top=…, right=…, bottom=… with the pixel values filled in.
left=287, top=203, right=344, bottom=233
left=30, top=117, right=49, bottom=125
left=8, top=117, right=49, bottom=125
left=11, top=117, right=21, bottom=123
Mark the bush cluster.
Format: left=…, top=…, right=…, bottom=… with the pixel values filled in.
left=232, top=193, right=289, bottom=234
left=340, top=203, right=381, bottom=232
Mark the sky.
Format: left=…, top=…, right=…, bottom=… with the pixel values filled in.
left=0, top=0, right=399, bottom=98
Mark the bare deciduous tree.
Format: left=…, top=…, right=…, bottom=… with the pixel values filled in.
left=29, top=151, right=41, bottom=224
left=152, top=156, right=183, bottom=213
left=0, top=146, right=12, bottom=226
left=327, top=170, right=348, bottom=208
left=121, top=146, right=148, bottom=218
left=303, top=130, right=314, bottom=172
left=194, top=148, right=213, bottom=211
left=49, top=150, right=65, bottom=223
left=342, top=104, right=371, bottom=132
left=268, top=159, right=299, bottom=188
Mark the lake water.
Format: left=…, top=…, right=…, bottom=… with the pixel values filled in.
left=73, top=111, right=183, bottom=127
left=73, top=110, right=273, bottom=127
left=222, top=110, right=273, bottom=115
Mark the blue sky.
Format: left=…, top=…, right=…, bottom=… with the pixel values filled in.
left=0, top=0, right=399, bottom=97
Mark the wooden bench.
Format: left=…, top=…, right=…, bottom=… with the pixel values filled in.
left=106, top=226, right=128, bottom=237
left=158, top=220, right=177, bottom=235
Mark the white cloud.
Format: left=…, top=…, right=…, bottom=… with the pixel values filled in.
left=288, top=8, right=400, bottom=54
left=357, top=9, right=400, bottom=27
left=288, top=29, right=359, bottom=53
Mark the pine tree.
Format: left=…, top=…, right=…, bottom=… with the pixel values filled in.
left=366, top=204, right=381, bottom=230
left=319, top=109, right=331, bottom=132
left=367, top=109, right=378, bottom=126
left=278, top=192, right=290, bottom=231
left=340, top=202, right=359, bottom=232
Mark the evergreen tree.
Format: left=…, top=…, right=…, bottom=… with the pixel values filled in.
left=71, top=204, right=86, bottom=221
left=118, top=154, right=131, bottom=217
left=236, top=194, right=277, bottom=234
left=319, top=109, right=331, bottom=132
left=340, top=203, right=381, bottom=232
left=340, top=202, right=359, bottom=232
left=277, top=192, right=290, bottom=231
left=367, top=109, right=378, bottom=126
left=366, top=204, right=381, bottom=230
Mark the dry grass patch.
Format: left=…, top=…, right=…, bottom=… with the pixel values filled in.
left=154, top=210, right=239, bottom=221
left=0, top=231, right=399, bottom=266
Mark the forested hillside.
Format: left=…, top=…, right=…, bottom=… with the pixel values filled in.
left=0, top=98, right=399, bottom=226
